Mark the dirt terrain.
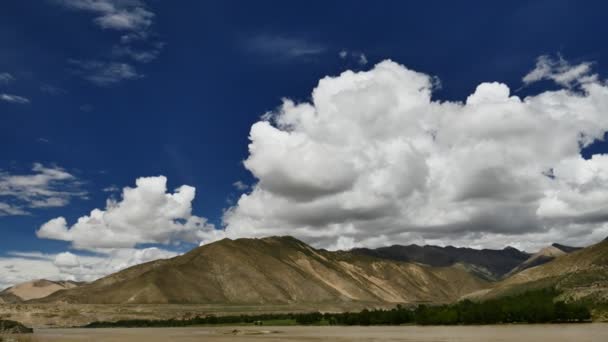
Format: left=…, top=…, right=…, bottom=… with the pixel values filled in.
left=0, top=302, right=388, bottom=328
left=0, top=280, right=80, bottom=303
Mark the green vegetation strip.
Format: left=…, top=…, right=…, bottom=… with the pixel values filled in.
left=84, top=289, right=591, bottom=327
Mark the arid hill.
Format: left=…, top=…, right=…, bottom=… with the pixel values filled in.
left=468, top=238, right=608, bottom=303
left=503, top=243, right=582, bottom=278
left=351, top=244, right=530, bottom=280
left=34, top=236, right=488, bottom=305
left=0, top=279, right=80, bottom=303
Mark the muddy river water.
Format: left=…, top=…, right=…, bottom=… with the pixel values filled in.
left=30, top=323, right=608, bottom=341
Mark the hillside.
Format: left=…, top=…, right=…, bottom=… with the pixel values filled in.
left=351, top=244, right=530, bottom=280
left=504, top=243, right=582, bottom=277
left=470, top=238, right=608, bottom=303
left=0, top=279, right=80, bottom=303
left=34, top=236, right=488, bottom=305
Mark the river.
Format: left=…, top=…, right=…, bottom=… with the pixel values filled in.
left=29, top=323, right=608, bottom=341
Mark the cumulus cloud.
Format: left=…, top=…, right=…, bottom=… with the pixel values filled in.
left=523, top=55, right=597, bottom=88
left=1, top=175, right=220, bottom=288
left=0, top=94, right=30, bottom=104
left=223, top=58, right=608, bottom=251
left=0, top=164, right=86, bottom=216
left=37, top=176, right=223, bottom=250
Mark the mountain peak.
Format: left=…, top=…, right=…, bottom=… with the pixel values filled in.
left=33, top=236, right=487, bottom=305
left=550, top=243, right=582, bottom=253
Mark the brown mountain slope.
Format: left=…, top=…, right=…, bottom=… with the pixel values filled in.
left=503, top=243, right=582, bottom=278
left=469, top=238, right=608, bottom=302
left=35, top=236, right=488, bottom=305
left=0, top=279, right=81, bottom=303
left=351, top=244, right=530, bottom=280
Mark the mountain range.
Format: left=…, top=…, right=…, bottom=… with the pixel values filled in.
left=351, top=244, right=530, bottom=280
left=471, top=238, right=608, bottom=303
left=34, top=236, right=487, bottom=304
left=2, top=236, right=602, bottom=309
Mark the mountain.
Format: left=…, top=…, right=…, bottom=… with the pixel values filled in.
left=34, top=236, right=488, bottom=305
left=469, top=239, right=608, bottom=303
left=351, top=244, right=530, bottom=280
left=504, top=243, right=582, bottom=277
left=0, top=279, right=81, bottom=303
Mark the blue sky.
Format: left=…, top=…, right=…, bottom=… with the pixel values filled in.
left=2, top=0, right=608, bottom=287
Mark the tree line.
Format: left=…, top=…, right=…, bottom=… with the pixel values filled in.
left=85, top=288, right=590, bottom=328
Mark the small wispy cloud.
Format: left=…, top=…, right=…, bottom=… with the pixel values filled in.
left=245, top=35, right=325, bottom=61
left=102, top=185, right=120, bottom=193
left=53, top=0, right=163, bottom=85
left=0, top=202, right=28, bottom=216
left=112, top=43, right=163, bottom=63
left=339, top=50, right=368, bottom=66
left=233, top=181, right=249, bottom=191
left=54, top=0, right=153, bottom=33
left=0, top=72, right=15, bottom=84
left=69, top=59, right=142, bottom=86
left=0, top=163, right=87, bottom=216
left=523, top=54, right=596, bottom=88
left=358, top=54, right=368, bottom=65
left=0, top=93, right=30, bottom=104
left=94, top=6, right=153, bottom=31
left=40, top=84, right=67, bottom=95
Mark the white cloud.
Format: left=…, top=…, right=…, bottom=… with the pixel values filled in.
left=358, top=53, right=368, bottom=65
left=0, top=94, right=30, bottom=104
left=54, top=0, right=162, bottom=84
left=112, top=44, right=162, bottom=63
left=94, top=7, right=153, bottom=31
left=54, top=252, right=80, bottom=268
left=69, top=60, right=142, bottom=86
left=0, top=72, right=15, bottom=84
left=102, top=185, right=120, bottom=192
left=37, top=176, right=223, bottom=250
left=223, top=58, right=608, bottom=252
left=54, top=0, right=153, bottom=32
left=233, top=181, right=249, bottom=191
left=0, top=203, right=28, bottom=216
left=0, top=164, right=86, bottom=216
left=523, top=55, right=596, bottom=88
left=339, top=50, right=368, bottom=65
left=245, top=35, right=325, bottom=60
left=0, top=247, right=178, bottom=290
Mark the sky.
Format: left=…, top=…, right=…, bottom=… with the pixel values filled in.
left=2, top=0, right=608, bottom=288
